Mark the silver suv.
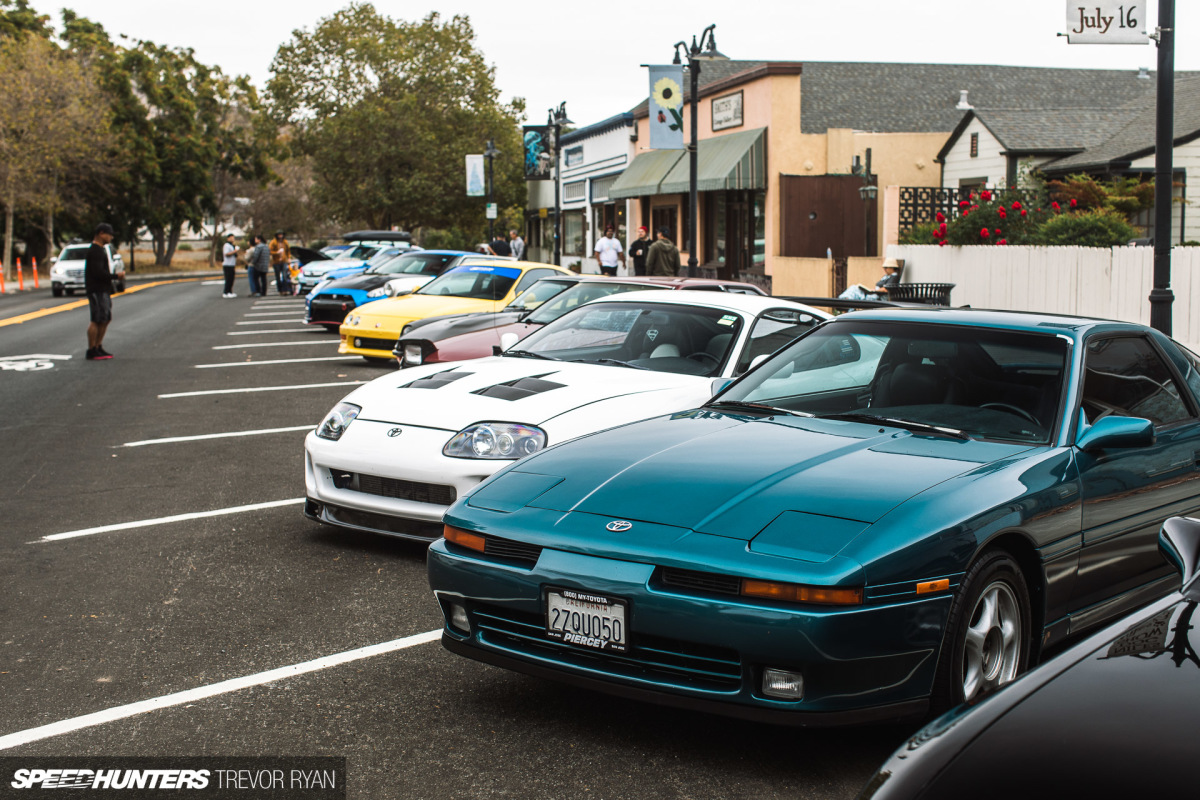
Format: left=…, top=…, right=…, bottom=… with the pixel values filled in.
left=50, top=243, right=126, bottom=296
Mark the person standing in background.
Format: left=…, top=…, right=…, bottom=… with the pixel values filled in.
left=84, top=223, right=120, bottom=360
left=221, top=232, right=239, bottom=298
left=248, top=235, right=271, bottom=296
left=487, top=234, right=511, bottom=257
left=509, top=229, right=525, bottom=261
left=627, top=226, right=650, bottom=276
left=645, top=227, right=680, bottom=277
left=269, top=231, right=291, bottom=295
left=593, top=224, right=624, bottom=276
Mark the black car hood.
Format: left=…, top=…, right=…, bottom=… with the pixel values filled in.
left=291, top=246, right=329, bottom=265
left=321, top=272, right=394, bottom=292
left=405, top=310, right=528, bottom=341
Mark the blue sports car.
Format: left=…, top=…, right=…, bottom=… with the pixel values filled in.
left=428, top=308, right=1200, bottom=725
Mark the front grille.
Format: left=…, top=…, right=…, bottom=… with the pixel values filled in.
left=321, top=504, right=442, bottom=540
left=68, top=268, right=84, bottom=280
left=471, top=603, right=743, bottom=689
left=309, top=303, right=354, bottom=324
left=483, top=536, right=543, bottom=566
left=659, top=567, right=742, bottom=597
left=349, top=336, right=395, bottom=351
left=353, top=473, right=457, bottom=506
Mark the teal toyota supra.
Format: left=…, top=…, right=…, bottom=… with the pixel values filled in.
left=428, top=308, right=1200, bottom=725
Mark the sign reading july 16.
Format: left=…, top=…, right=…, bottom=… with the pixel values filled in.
left=1065, top=2, right=1147, bottom=44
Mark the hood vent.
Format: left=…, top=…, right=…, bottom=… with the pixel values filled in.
left=472, top=374, right=565, bottom=401
left=402, top=370, right=474, bottom=390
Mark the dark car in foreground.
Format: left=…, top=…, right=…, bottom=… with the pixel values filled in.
left=394, top=276, right=767, bottom=368
left=860, top=516, right=1198, bottom=799
left=428, top=309, right=1200, bottom=725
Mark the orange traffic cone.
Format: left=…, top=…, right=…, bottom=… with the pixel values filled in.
left=16, top=258, right=23, bottom=291
left=32, top=257, right=38, bottom=289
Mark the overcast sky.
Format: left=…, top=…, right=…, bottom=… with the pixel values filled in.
left=52, top=0, right=1200, bottom=127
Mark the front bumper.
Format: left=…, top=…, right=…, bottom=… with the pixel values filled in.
left=339, top=319, right=407, bottom=358
left=427, top=532, right=951, bottom=724
left=304, top=425, right=502, bottom=537
left=307, top=293, right=363, bottom=325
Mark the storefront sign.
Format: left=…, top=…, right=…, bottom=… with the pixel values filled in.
left=712, top=91, right=744, bottom=132
left=1064, top=2, right=1147, bottom=44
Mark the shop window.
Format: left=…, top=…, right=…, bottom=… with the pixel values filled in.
left=563, top=212, right=585, bottom=256
left=564, top=181, right=586, bottom=202
left=651, top=206, right=678, bottom=243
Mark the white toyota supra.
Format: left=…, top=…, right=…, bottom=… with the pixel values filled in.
left=304, top=291, right=830, bottom=540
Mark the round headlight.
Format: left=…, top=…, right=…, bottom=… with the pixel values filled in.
left=316, top=402, right=361, bottom=441
left=444, top=422, right=547, bottom=460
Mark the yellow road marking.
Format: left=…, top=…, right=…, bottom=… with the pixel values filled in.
left=0, top=278, right=205, bottom=328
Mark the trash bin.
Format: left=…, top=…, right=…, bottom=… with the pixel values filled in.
left=888, top=283, right=955, bottom=305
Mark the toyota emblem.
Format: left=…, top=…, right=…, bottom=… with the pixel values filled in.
left=387, top=428, right=403, bottom=438
left=606, top=520, right=633, bottom=532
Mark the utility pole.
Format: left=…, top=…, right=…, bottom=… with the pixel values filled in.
left=1150, top=0, right=1175, bottom=335
left=484, top=140, right=498, bottom=244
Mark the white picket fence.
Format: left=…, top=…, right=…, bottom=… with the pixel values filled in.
left=891, top=245, right=1200, bottom=352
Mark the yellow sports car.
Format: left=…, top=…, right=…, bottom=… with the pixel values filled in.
left=339, top=261, right=571, bottom=361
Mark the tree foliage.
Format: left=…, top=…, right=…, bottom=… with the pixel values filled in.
left=268, top=5, right=525, bottom=236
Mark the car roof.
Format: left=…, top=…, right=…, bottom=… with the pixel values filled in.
left=586, top=289, right=831, bottom=318
left=822, top=306, right=1150, bottom=340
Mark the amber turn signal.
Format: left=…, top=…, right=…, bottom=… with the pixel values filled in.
left=740, top=579, right=863, bottom=606
left=444, top=525, right=486, bottom=553
left=916, top=578, right=951, bottom=595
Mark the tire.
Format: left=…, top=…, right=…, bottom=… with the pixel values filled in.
left=931, top=550, right=1031, bottom=714
left=322, top=324, right=340, bottom=333
left=65, top=289, right=75, bottom=296
left=52, top=286, right=63, bottom=297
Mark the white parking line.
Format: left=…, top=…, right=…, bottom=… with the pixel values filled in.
left=236, top=320, right=311, bottom=326
left=200, top=280, right=224, bottom=286
left=212, top=340, right=339, bottom=350
left=195, top=356, right=360, bottom=368
left=226, top=329, right=316, bottom=336
left=159, top=381, right=366, bottom=398
left=35, top=498, right=306, bottom=542
left=244, top=311, right=303, bottom=317
left=0, top=629, right=442, bottom=751
left=122, top=425, right=314, bottom=447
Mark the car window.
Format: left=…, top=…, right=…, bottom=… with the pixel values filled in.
left=59, top=246, right=90, bottom=260
left=726, top=320, right=1070, bottom=444
left=513, top=268, right=561, bottom=296
left=416, top=266, right=520, bottom=300
left=507, top=279, right=576, bottom=311
left=1175, top=343, right=1200, bottom=401
left=524, top=282, right=654, bottom=324
left=1082, top=336, right=1192, bottom=427
left=375, top=253, right=456, bottom=276
left=736, top=308, right=823, bottom=373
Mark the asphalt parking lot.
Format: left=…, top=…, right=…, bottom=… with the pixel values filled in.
left=0, top=278, right=911, bottom=799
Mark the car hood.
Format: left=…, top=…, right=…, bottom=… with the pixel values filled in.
left=412, top=310, right=527, bottom=341
left=322, top=272, right=396, bottom=292
left=492, top=412, right=1033, bottom=539
left=351, top=294, right=498, bottom=323
left=348, top=358, right=708, bottom=430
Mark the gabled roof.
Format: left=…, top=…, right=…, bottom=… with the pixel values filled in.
left=936, top=106, right=1143, bottom=162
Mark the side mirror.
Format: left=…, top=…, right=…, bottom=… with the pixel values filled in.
left=49, top=257, right=57, bottom=264
left=1159, top=516, right=1200, bottom=587
left=1076, top=415, right=1155, bottom=451
left=749, top=354, right=769, bottom=370
left=499, top=332, right=519, bottom=352
left=710, top=377, right=734, bottom=396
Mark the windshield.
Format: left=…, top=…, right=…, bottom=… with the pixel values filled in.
left=506, top=279, right=577, bottom=311
left=371, top=253, right=457, bottom=276
left=512, top=301, right=743, bottom=377
left=416, top=265, right=520, bottom=300
left=60, top=245, right=91, bottom=260
left=721, top=320, right=1068, bottom=443
left=524, top=282, right=656, bottom=324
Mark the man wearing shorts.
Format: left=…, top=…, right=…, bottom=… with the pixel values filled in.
left=85, top=222, right=120, bottom=360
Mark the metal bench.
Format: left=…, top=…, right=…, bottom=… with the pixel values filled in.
left=887, top=282, right=955, bottom=305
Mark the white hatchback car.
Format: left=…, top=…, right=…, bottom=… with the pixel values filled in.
left=304, top=291, right=830, bottom=540
left=50, top=243, right=126, bottom=296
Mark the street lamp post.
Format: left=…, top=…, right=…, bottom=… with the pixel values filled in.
left=484, top=139, right=499, bottom=243
left=855, top=148, right=877, bottom=257
left=543, top=103, right=572, bottom=267
left=672, top=25, right=727, bottom=278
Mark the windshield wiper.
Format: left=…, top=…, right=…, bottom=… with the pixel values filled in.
left=502, top=349, right=560, bottom=361
left=569, top=358, right=650, bottom=370
left=706, top=400, right=809, bottom=417
left=817, top=411, right=969, bottom=439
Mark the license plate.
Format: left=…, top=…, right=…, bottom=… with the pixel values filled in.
left=545, top=587, right=628, bottom=653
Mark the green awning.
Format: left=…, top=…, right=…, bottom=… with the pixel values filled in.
left=609, top=149, right=685, bottom=199
left=659, top=127, right=766, bottom=195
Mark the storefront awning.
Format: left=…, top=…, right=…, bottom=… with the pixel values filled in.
left=609, top=149, right=685, bottom=199
left=659, top=127, right=766, bottom=195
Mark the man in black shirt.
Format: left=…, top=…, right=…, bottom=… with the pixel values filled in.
left=84, top=223, right=120, bottom=360
left=628, top=226, right=651, bottom=276
left=487, top=236, right=511, bottom=257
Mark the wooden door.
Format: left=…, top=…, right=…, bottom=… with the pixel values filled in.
left=780, top=175, right=877, bottom=259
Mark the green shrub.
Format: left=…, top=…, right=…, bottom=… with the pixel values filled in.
left=1031, top=209, right=1138, bottom=247
left=178, top=243, right=193, bottom=251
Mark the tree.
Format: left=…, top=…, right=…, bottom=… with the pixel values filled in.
left=268, top=5, right=525, bottom=234
left=0, top=34, right=106, bottom=279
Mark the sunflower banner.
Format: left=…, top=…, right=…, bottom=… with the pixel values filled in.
left=648, top=65, right=685, bottom=150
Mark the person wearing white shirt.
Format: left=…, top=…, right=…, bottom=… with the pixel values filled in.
left=593, top=225, right=624, bottom=276
left=221, top=232, right=239, bottom=297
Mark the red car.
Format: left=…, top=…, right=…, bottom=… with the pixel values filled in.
left=393, top=276, right=766, bottom=368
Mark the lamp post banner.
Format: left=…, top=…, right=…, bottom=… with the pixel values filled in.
left=523, top=126, right=552, bottom=180
left=466, top=154, right=485, bottom=197
left=648, top=65, right=685, bottom=150
left=1064, top=1, right=1148, bottom=44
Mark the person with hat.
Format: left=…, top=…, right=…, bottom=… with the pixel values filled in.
left=840, top=258, right=903, bottom=300
left=84, top=222, right=120, bottom=360
left=221, top=232, right=240, bottom=298
left=628, top=226, right=651, bottom=276
left=268, top=230, right=291, bottom=295
left=645, top=226, right=680, bottom=277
